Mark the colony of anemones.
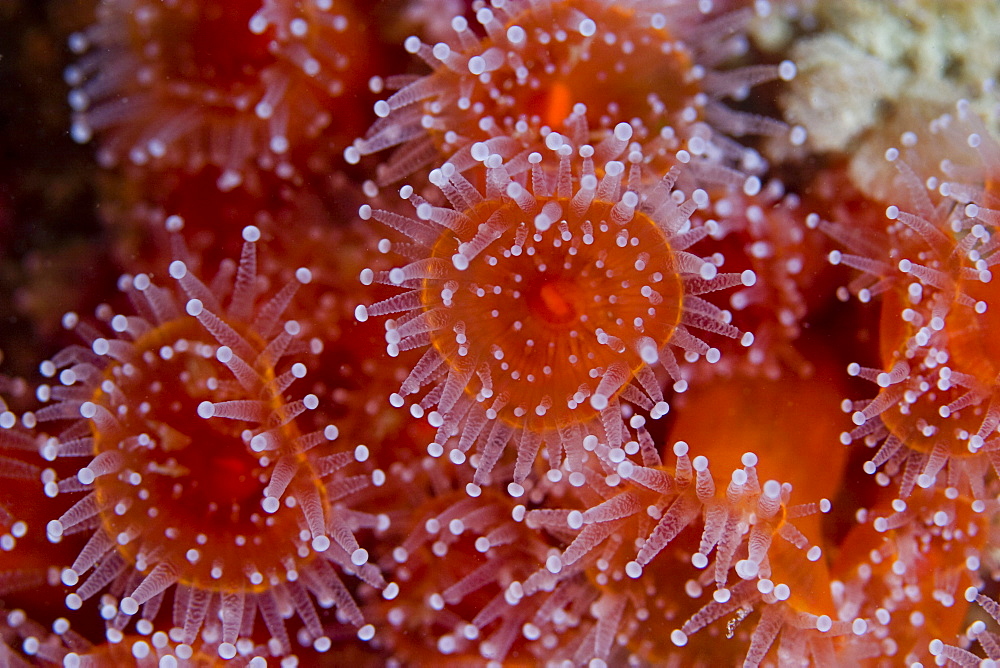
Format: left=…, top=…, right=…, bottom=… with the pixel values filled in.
left=2, top=0, right=1000, bottom=666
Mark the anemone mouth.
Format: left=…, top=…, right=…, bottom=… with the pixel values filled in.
left=523, top=274, right=580, bottom=327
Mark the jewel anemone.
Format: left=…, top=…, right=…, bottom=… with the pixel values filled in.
left=821, top=105, right=1000, bottom=500
left=67, top=0, right=370, bottom=185
left=34, top=224, right=384, bottom=658
left=356, top=139, right=756, bottom=495
left=347, top=0, right=798, bottom=185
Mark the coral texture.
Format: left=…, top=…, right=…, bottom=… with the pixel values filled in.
left=2, top=0, right=1000, bottom=666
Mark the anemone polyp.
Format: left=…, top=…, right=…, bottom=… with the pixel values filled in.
left=66, top=0, right=367, bottom=183
left=35, top=226, right=384, bottom=657
left=357, top=142, right=754, bottom=491
left=521, top=437, right=833, bottom=666
left=825, top=111, right=1000, bottom=499
left=347, top=0, right=795, bottom=184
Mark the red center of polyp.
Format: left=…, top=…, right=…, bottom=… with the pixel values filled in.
left=528, top=277, right=578, bottom=326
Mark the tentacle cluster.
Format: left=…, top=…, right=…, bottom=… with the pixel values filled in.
left=362, top=457, right=573, bottom=663
left=513, top=426, right=838, bottom=666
